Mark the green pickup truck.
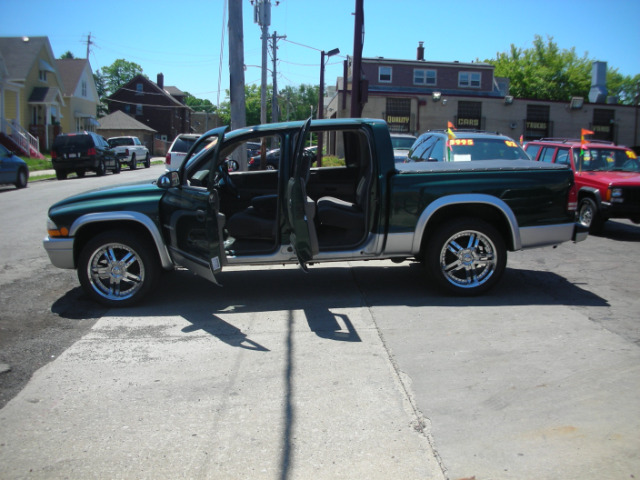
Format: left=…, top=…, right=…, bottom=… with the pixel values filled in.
left=44, top=118, right=587, bottom=306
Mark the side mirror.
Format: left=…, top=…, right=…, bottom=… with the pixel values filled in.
left=158, top=171, right=180, bottom=189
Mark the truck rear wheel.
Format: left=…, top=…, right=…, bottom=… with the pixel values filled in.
left=424, top=217, right=506, bottom=296
left=130, top=154, right=137, bottom=170
left=77, top=230, right=159, bottom=307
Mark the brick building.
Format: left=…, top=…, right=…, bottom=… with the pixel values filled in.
left=107, top=73, right=192, bottom=144
left=327, top=43, right=639, bottom=150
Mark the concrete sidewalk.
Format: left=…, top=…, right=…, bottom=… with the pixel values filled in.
left=0, top=269, right=444, bottom=479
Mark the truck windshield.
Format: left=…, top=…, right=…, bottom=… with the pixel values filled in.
left=576, top=148, right=640, bottom=172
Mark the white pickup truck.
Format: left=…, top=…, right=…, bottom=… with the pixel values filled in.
left=107, top=136, right=150, bottom=170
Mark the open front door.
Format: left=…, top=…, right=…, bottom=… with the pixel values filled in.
left=160, top=127, right=227, bottom=284
left=286, top=118, right=319, bottom=270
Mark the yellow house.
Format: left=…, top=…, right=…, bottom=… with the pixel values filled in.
left=56, top=58, right=99, bottom=134
left=0, top=36, right=66, bottom=154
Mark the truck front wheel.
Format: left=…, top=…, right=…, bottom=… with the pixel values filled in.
left=425, top=217, right=506, bottom=296
left=77, top=230, right=159, bottom=307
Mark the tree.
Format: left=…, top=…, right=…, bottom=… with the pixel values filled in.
left=93, top=72, right=108, bottom=117
left=278, top=84, right=319, bottom=121
left=96, top=59, right=145, bottom=96
left=184, top=92, right=216, bottom=113
left=486, top=35, right=592, bottom=101
left=485, top=35, right=639, bottom=105
left=59, top=51, right=75, bottom=59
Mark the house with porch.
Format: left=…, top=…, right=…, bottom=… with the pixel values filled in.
left=0, top=36, right=67, bottom=156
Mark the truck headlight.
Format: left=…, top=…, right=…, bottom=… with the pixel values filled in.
left=47, top=218, right=69, bottom=237
left=609, top=187, right=624, bottom=203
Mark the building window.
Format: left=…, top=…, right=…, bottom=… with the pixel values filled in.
left=378, top=66, right=392, bottom=83
left=81, top=81, right=87, bottom=97
left=458, top=72, right=481, bottom=88
left=525, top=104, right=551, bottom=139
left=457, top=101, right=482, bottom=129
left=593, top=108, right=615, bottom=141
left=136, top=104, right=143, bottom=115
left=414, top=69, right=436, bottom=86
left=136, top=83, right=144, bottom=95
left=385, top=97, right=411, bottom=133
left=39, top=70, right=47, bottom=81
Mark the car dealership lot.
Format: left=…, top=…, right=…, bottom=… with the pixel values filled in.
left=0, top=167, right=639, bottom=479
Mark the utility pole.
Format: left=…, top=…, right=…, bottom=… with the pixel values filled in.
left=350, top=0, right=364, bottom=117
left=270, top=31, right=286, bottom=124
left=85, top=32, right=94, bottom=59
left=253, top=0, right=271, bottom=125
left=229, top=0, right=247, bottom=167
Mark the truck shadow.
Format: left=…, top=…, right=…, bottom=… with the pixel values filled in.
left=53, top=261, right=608, bottom=344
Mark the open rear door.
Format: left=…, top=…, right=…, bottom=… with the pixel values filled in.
left=286, top=118, right=319, bottom=270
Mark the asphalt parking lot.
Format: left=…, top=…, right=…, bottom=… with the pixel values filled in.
left=0, top=169, right=639, bottom=479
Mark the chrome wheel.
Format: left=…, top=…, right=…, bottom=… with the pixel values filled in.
left=87, top=243, right=145, bottom=301
left=78, top=230, right=159, bottom=306
left=425, top=218, right=506, bottom=295
left=578, top=197, right=603, bottom=233
left=439, top=230, right=497, bottom=288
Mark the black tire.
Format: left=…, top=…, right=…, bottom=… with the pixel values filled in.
left=424, top=217, right=506, bottom=296
left=77, top=230, right=159, bottom=307
left=113, top=161, right=121, bottom=174
left=15, top=168, right=28, bottom=188
left=55, top=169, right=67, bottom=180
left=144, top=153, right=150, bottom=168
left=578, top=197, right=604, bottom=233
left=130, top=154, right=137, bottom=170
left=96, top=159, right=106, bottom=176
left=76, top=169, right=86, bottom=178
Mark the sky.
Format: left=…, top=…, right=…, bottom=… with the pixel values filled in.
left=2, top=0, right=639, bottom=106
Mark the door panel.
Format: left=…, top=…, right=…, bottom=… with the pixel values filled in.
left=160, top=128, right=226, bottom=283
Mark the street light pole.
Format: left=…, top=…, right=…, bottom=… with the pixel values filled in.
left=317, top=47, right=340, bottom=167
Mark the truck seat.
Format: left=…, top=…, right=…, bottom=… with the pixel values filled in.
left=226, top=194, right=278, bottom=240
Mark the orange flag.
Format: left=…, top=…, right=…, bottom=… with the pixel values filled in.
left=581, top=128, right=594, bottom=145
left=447, top=121, right=456, bottom=130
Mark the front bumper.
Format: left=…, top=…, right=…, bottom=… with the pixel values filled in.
left=43, top=236, right=75, bottom=269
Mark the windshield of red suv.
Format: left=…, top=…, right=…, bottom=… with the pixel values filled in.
left=449, top=138, right=530, bottom=161
left=577, top=148, right=640, bottom=172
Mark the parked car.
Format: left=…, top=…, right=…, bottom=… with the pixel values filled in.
left=524, top=138, right=640, bottom=233
left=51, top=132, right=120, bottom=180
left=165, top=134, right=200, bottom=171
left=248, top=148, right=280, bottom=170
left=107, top=136, right=150, bottom=170
left=406, top=130, right=530, bottom=163
left=390, top=133, right=417, bottom=163
left=0, top=144, right=29, bottom=189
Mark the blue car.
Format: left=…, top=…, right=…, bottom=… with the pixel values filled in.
left=0, top=144, right=29, bottom=189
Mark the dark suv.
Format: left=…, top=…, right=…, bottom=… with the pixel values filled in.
left=51, top=132, right=120, bottom=180
left=406, top=130, right=530, bottom=163
left=524, top=138, right=640, bottom=233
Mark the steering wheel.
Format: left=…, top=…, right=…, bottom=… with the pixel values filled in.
left=215, top=162, right=239, bottom=197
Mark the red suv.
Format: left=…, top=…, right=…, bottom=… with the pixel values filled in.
left=524, top=138, right=640, bottom=232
